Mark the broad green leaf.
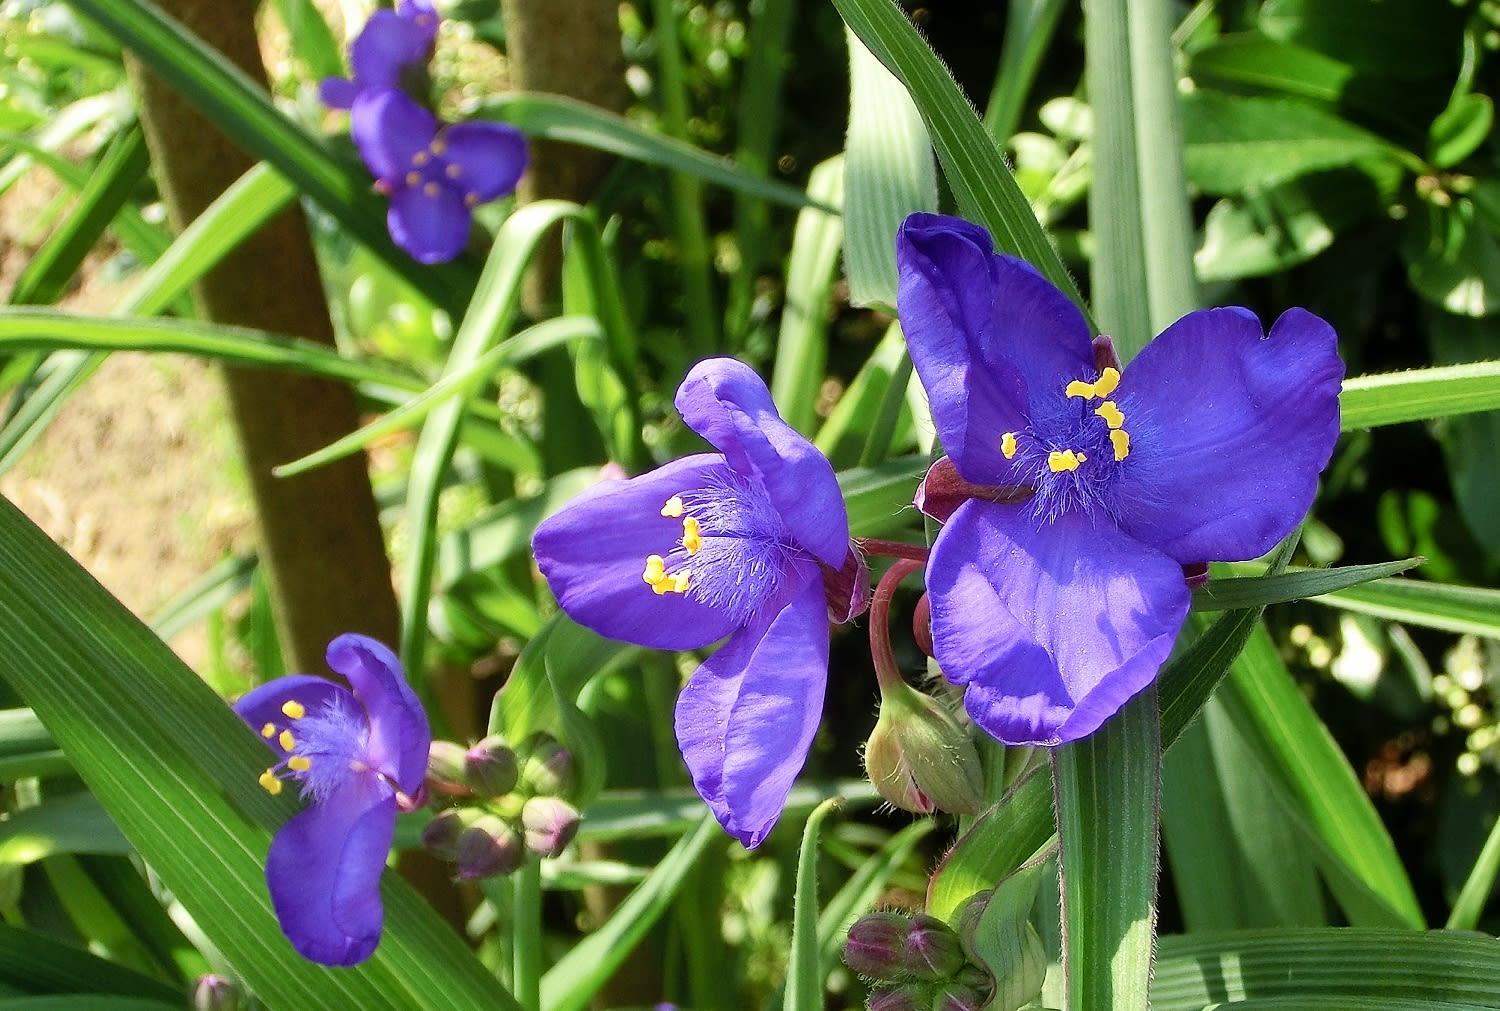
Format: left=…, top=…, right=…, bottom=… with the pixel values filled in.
left=1182, top=91, right=1402, bottom=196
left=785, top=799, right=840, bottom=1011
left=1258, top=0, right=1466, bottom=82
left=927, top=767, right=1055, bottom=922
left=1188, top=35, right=1354, bottom=104
left=771, top=157, right=844, bottom=435
left=0, top=794, right=131, bottom=864
left=839, top=455, right=926, bottom=539
left=1340, top=360, right=1500, bottom=429
left=1307, top=575, right=1500, bottom=638
left=0, top=924, right=176, bottom=1001
left=1402, top=198, right=1500, bottom=316
left=1153, top=928, right=1500, bottom=1008
left=1430, top=93, right=1494, bottom=169
left=0, top=499, right=518, bottom=1010
left=843, top=26, right=936, bottom=309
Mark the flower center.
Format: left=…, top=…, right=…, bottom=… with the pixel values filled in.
left=997, top=366, right=1133, bottom=522
left=402, top=137, right=483, bottom=208
left=639, top=472, right=794, bottom=626
left=256, top=695, right=377, bottom=804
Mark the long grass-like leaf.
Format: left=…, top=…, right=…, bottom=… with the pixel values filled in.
left=785, top=799, right=841, bottom=1011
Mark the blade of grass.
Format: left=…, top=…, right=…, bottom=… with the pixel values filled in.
left=785, top=798, right=841, bottom=1011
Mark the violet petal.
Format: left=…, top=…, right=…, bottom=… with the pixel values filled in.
left=351, top=89, right=437, bottom=184
left=441, top=121, right=529, bottom=202
left=325, top=634, right=430, bottom=793
left=387, top=183, right=471, bottom=264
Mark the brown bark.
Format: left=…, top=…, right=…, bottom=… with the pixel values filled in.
left=500, top=0, right=629, bottom=312
left=123, top=0, right=400, bottom=673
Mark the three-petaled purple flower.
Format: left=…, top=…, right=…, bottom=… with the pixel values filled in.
left=352, top=90, right=528, bottom=264
left=234, top=634, right=430, bottom=966
left=897, top=212, right=1343, bottom=746
left=531, top=358, right=868, bottom=847
left=319, top=0, right=439, bottom=110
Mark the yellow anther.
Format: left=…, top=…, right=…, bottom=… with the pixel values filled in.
left=278, top=729, right=296, bottom=752
left=430, top=139, right=446, bottom=156
left=281, top=700, right=306, bottom=720
left=412, top=151, right=429, bottom=166
left=464, top=193, right=479, bottom=207
left=1094, top=400, right=1125, bottom=429
left=423, top=181, right=441, bottom=197
left=1110, top=429, right=1131, bottom=461
left=1047, top=449, right=1086, bottom=473
left=682, top=516, right=703, bottom=555
left=260, top=722, right=277, bottom=738
left=661, top=495, right=685, bottom=518
left=669, top=571, right=691, bottom=594
left=405, top=171, right=421, bottom=188
left=288, top=756, right=312, bottom=772
left=445, top=163, right=462, bottom=179
left=1000, top=432, right=1018, bottom=460
left=643, top=554, right=667, bottom=586
left=1093, top=367, right=1120, bottom=397
left=258, top=770, right=283, bottom=795
left=1065, top=379, right=1094, bottom=399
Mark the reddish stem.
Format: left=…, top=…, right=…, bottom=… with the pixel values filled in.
left=869, top=558, right=925, bottom=694
left=856, top=537, right=931, bottom=563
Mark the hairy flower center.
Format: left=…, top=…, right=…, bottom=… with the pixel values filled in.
left=998, top=366, right=1134, bottom=523
left=402, top=136, right=483, bottom=208
left=256, top=695, right=380, bottom=805
left=639, top=472, right=794, bottom=626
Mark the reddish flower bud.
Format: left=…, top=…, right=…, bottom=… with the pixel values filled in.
left=521, top=796, right=581, bottom=858
left=842, top=911, right=910, bottom=979
left=902, top=914, right=965, bottom=981
left=465, top=734, right=519, bottom=797
left=455, top=814, right=524, bottom=880
left=426, top=740, right=474, bottom=798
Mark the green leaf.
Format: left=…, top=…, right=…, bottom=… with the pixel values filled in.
left=843, top=25, right=936, bottom=309
left=1190, top=557, right=1420, bottom=611
left=1428, top=308, right=1500, bottom=557
left=540, top=816, right=718, bottom=1011
left=1340, top=360, right=1500, bottom=429
left=831, top=0, right=1090, bottom=320
left=0, top=794, right=131, bottom=864
left=1307, top=574, right=1500, bottom=638
left=839, top=455, right=927, bottom=539
left=1188, top=34, right=1354, bottom=104
left=1402, top=199, right=1500, bottom=316
left=481, top=92, right=825, bottom=213
left=0, top=499, right=519, bottom=1010
left=816, top=322, right=918, bottom=469
left=1153, top=928, right=1500, bottom=1008
left=785, top=799, right=840, bottom=1011
left=0, top=924, right=177, bottom=1001
left=1258, top=0, right=1466, bottom=82
left=1430, top=93, right=1494, bottom=169
left=771, top=157, right=844, bottom=435
left=1181, top=91, right=1401, bottom=195
left=1446, top=801, right=1500, bottom=930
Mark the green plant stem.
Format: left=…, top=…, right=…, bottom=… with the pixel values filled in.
left=513, top=859, right=543, bottom=1011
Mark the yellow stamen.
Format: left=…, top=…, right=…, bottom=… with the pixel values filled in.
left=643, top=554, right=666, bottom=585
left=464, top=193, right=479, bottom=207
left=412, top=151, right=429, bottom=167
left=405, top=171, right=421, bottom=188
left=1064, top=379, right=1094, bottom=399
left=1093, top=367, right=1120, bottom=397
left=1094, top=400, right=1125, bottom=429
left=281, top=700, right=306, bottom=720
left=1110, top=429, right=1131, bottom=461
left=1000, top=432, right=1018, bottom=459
left=682, top=516, right=703, bottom=555
left=1047, top=449, right=1086, bottom=473
left=288, top=756, right=312, bottom=772
left=669, top=571, right=691, bottom=593
left=423, top=181, right=441, bottom=198
left=445, top=164, right=462, bottom=179
left=642, top=553, right=691, bottom=595
left=260, top=722, right=277, bottom=738
left=430, top=139, right=446, bottom=156
left=661, top=495, right=685, bottom=518
left=278, top=729, right=296, bottom=752
left=258, top=770, right=283, bottom=795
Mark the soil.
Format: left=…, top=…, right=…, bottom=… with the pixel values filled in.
left=0, top=165, right=255, bottom=677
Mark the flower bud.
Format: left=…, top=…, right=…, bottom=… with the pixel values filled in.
left=865, top=680, right=983, bottom=816
left=520, top=733, right=576, bottom=798
left=193, top=975, right=241, bottom=1011
left=427, top=740, right=474, bottom=798
left=842, top=911, right=909, bottom=979
left=902, top=914, right=966, bottom=981
left=930, top=983, right=986, bottom=1011
left=465, top=734, right=519, bottom=797
left=455, top=814, right=525, bottom=880
left=867, top=986, right=922, bottom=1011
left=521, top=796, right=581, bottom=858
left=912, top=593, right=933, bottom=657
left=420, top=808, right=468, bottom=861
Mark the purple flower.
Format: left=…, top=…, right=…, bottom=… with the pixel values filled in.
left=234, top=634, right=430, bottom=966
left=319, top=1, right=439, bottom=110
left=897, top=212, right=1343, bottom=746
left=531, top=358, right=867, bottom=847
left=351, top=90, right=528, bottom=263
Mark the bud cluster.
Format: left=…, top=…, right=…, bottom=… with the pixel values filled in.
left=419, top=731, right=581, bottom=880
left=842, top=911, right=992, bottom=1011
